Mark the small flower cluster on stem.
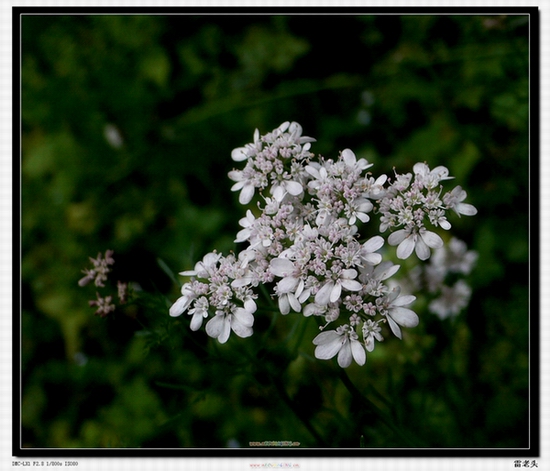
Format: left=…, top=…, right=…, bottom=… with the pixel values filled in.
left=170, top=122, right=478, bottom=367
left=78, top=250, right=129, bottom=317
left=399, top=237, right=478, bottom=320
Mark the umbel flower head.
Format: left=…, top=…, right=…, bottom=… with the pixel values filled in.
left=78, top=250, right=130, bottom=317
left=169, top=122, right=477, bottom=367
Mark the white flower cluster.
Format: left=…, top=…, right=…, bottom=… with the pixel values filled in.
left=170, top=122, right=477, bottom=367
left=426, top=237, right=478, bottom=319
left=396, top=237, right=478, bottom=320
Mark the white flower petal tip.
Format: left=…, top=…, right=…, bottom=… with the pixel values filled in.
left=231, top=147, right=249, bottom=162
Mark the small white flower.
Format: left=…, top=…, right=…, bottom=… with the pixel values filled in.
left=388, top=228, right=444, bottom=260
left=360, top=260, right=401, bottom=282
left=363, top=174, right=388, bottom=199
left=315, top=269, right=362, bottom=305
left=271, top=179, right=303, bottom=202
left=429, top=209, right=451, bottom=230
left=270, top=258, right=305, bottom=314
left=104, top=123, right=124, bottom=149
left=377, top=286, right=418, bottom=339
left=444, top=186, right=477, bottom=217
left=276, top=279, right=304, bottom=314
left=346, top=197, right=373, bottom=225
left=413, top=162, right=453, bottom=189
left=235, top=210, right=257, bottom=243
left=169, top=284, right=197, bottom=317
left=341, top=148, right=373, bottom=172
left=305, top=163, right=330, bottom=190
left=313, top=325, right=366, bottom=368
left=180, top=252, right=221, bottom=278
left=231, top=129, right=261, bottom=162
left=429, top=280, right=472, bottom=319
left=362, top=319, right=384, bottom=352
left=205, top=304, right=256, bottom=344
left=188, top=297, right=209, bottom=331
left=228, top=170, right=256, bottom=205
left=358, top=235, right=384, bottom=266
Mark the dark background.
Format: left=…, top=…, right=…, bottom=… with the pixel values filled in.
left=20, top=13, right=531, bottom=449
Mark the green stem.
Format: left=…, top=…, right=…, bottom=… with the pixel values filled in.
left=338, top=368, right=422, bottom=447
left=271, top=376, right=328, bottom=447
left=230, top=324, right=327, bottom=447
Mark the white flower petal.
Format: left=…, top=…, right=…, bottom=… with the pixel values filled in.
left=415, top=236, right=431, bottom=260
left=231, top=147, right=248, bottom=161
left=362, top=253, right=382, bottom=265
left=278, top=276, right=300, bottom=294
left=342, top=148, right=356, bottom=166
left=432, top=165, right=451, bottom=180
left=239, top=210, right=254, bottom=227
left=351, top=340, right=366, bottom=366
left=389, top=307, right=419, bottom=328
left=244, top=298, right=257, bottom=313
left=340, top=279, right=362, bottom=292
left=452, top=186, right=467, bottom=201
left=386, top=315, right=402, bottom=339
left=356, top=212, right=370, bottom=223
left=285, top=180, right=303, bottom=196
left=231, top=276, right=254, bottom=288
left=457, top=203, right=478, bottom=216
left=295, top=279, right=304, bottom=298
left=396, top=236, right=416, bottom=259
left=337, top=341, right=353, bottom=368
left=288, top=293, right=302, bottom=313
left=270, top=258, right=295, bottom=277
left=421, top=231, right=444, bottom=249
left=190, top=312, right=205, bottom=331
left=239, top=184, right=255, bottom=205
left=439, top=219, right=451, bottom=230
left=315, top=281, right=335, bottom=305
left=298, top=288, right=311, bottom=304
left=203, top=252, right=221, bottom=266
left=218, top=318, right=232, bottom=344
left=342, top=269, right=358, bottom=279
left=206, top=315, right=225, bottom=339
left=235, top=228, right=251, bottom=243
left=388, top=229, right=408, bottom=246
left=365, top=335, right=375, bottom=352
left=313, top=332, right=343, bottom=360
left=357, top=199, right=373, bottom=212
left=374, top=261, right=400, bottom=280
left=313, top=330, right=339, bottom=345
left=230, top=317, right=253, bottom=339
left=278, top=295, right=290, bottom=315
left=272, top=185, right=285, bottom=202
left=413, top=162, right=429, bottom=175
left=303, top=303, right=320, bottom=317
left=363, top=235, right=384, bottom=253
left=392, top=294, right=416, bottom=307
left=231, top=181, right=245, bottom=192
left=169, top=296, right=190, bottom=317
left=305, top=165, right=321, bottom=179
left=330, top=282, right=342, bottom=303
left=228, top=170, right=244, bottom=183
left=278, top=121, right=290, bottom=133
left=233, top=308, right=254, bottom=327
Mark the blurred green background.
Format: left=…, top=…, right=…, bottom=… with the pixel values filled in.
left=21, top=14, right=530, bottom=449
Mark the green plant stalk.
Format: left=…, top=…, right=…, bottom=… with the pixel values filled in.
left=270, top=375, right=328, bottom=447
left=338, top=367, right=423, bottom=447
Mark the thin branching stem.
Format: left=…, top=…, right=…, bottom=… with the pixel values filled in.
left=337, top=367, right=423, bottom=447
